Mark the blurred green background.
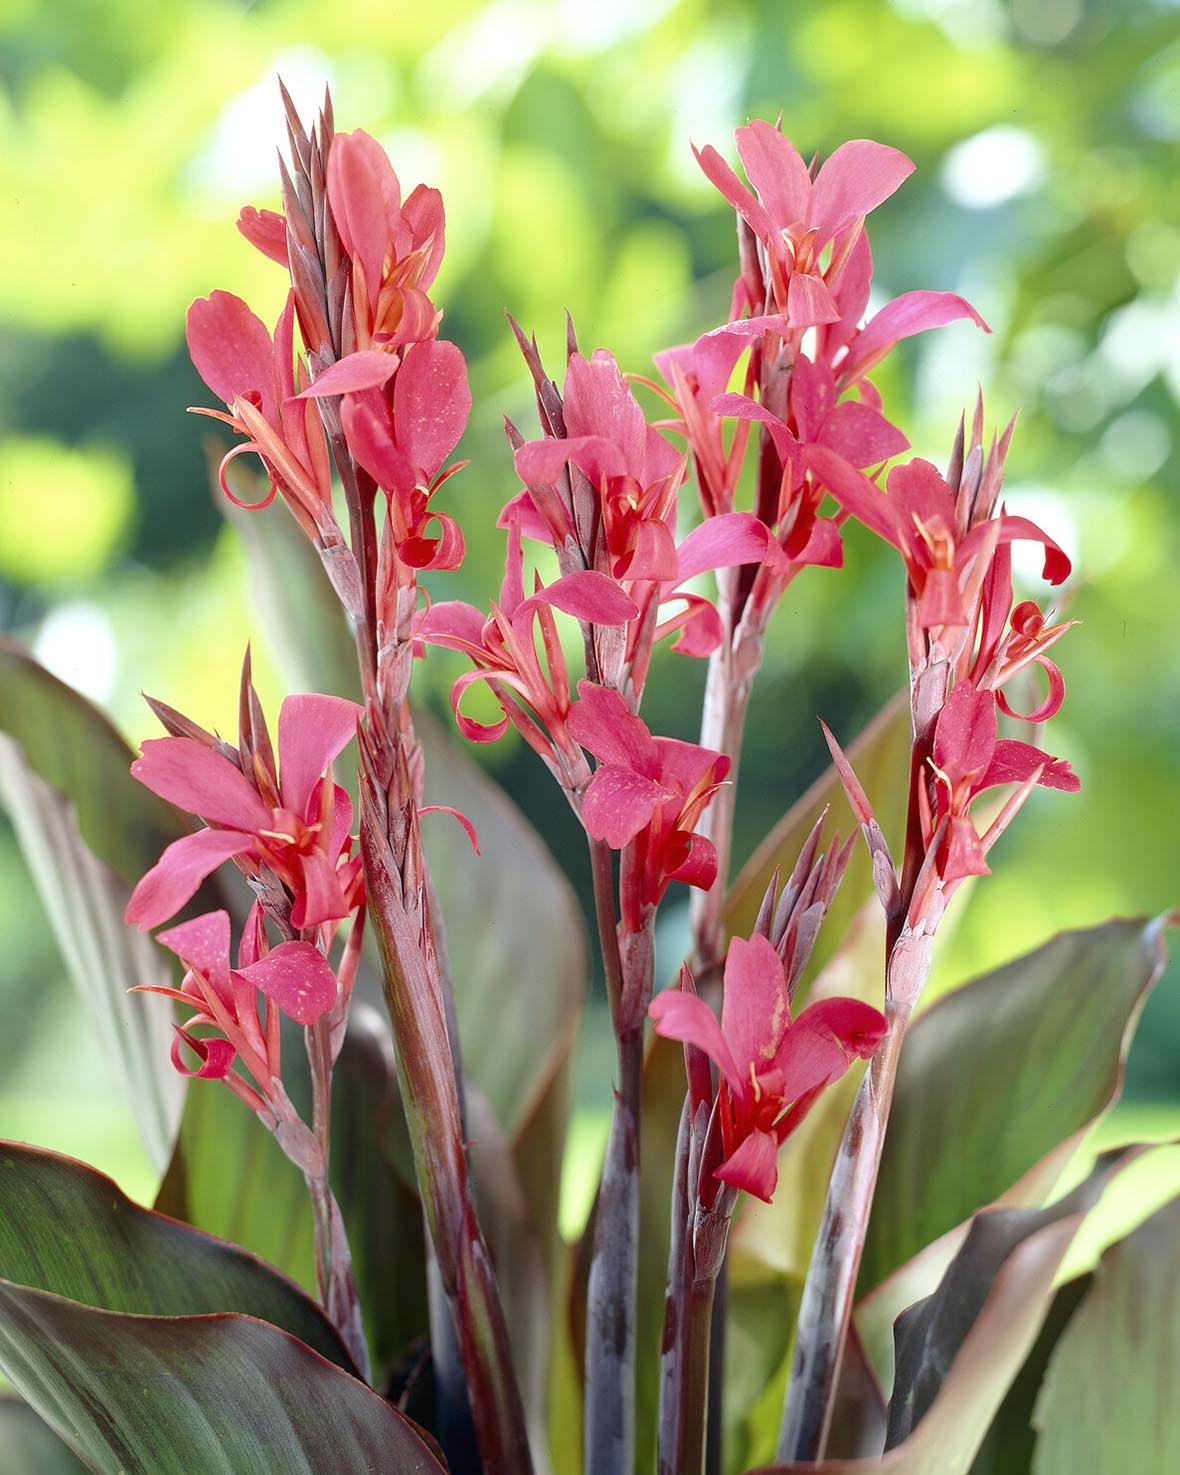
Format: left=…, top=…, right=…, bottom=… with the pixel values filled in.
left=1, top=0, right=1177, bottom=1207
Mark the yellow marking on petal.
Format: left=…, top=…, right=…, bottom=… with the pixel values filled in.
left=749, top=1062, right=762, bottom=1102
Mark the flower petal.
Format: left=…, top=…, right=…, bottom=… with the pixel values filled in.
left=126, top=830, right=255, bottom=931
left=297, top=350, right=399, bottom=397
left=132, top=738, right=270, bottom=830
left=277, top=694, right=363, bottom=818
left=581, top=765, right=664, bottom=848
left=841, top=290, right=988, bottom=385
left=568, top=681, right=657, bottom=773
left=720, top=934, right=791, bottom=1078
left=236, top=206, right=288, bottom=266
left=776, top=996, right=886, bottom=1103
left=327, top=130, right=400, bottom=303
left=156, top=910, right=233, bottom=1002
left=734, top=120, right=812, bottom=229
left=529, top=571, right=638, bottom=625
left=649, top=988, right=744, bottom=1097
left=186, top=291, right=278, bottom=426
left=395, top=340, right=471, bottom=479
left=810, top=140, right=914, bottom=243
left=675, top=512, right=781, bottom=584
left=715, top=1126, right=780, bottom=1203
left=237, top=940, right=338, bottom=1025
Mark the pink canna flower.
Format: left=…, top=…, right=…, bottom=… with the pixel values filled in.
left=650, top=934, right=886, bottom=1202
left=806, top=448, right=1071, bottom=628
left=327, top=129, right=445, bottom=355
left=515, top=348, right=686, bottom=582
left=186, top=289, right=346, bottom=547
left=417, top=512, right=636, bottom=785
left=567, top=681, right=729, bottom=928
left=125, top=693, right=364, bottom=933
left=133, top=906, right=340, bottom=1113
left=336, top=338, right=472, bottom=572
left=928, top=680, right=1080, bottom=884
left=694, top=121, right=915, bottom=328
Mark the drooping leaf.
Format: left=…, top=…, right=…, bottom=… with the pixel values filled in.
left=746, top=1154, right=1123, bottom=1475
left=0, top=646, right=188, bottom=1172
left=0, top=1397, right=91, bottom=1475
left=861, top=915, right=1173, bottom=1291
left=0, top=1140, right=354, bottom=1373
left=726, top=692, right=909, bottom=995
left=0, top=1283, right=444, bottom=1475
left=1031, top=1191, right=1180, bottom=1474
left=886, top=1149, right=1135, bottom=1447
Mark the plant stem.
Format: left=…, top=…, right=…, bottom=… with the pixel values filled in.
left=775, top=999, right=911, bottom=1462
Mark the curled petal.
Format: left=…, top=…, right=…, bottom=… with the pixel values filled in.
left=996, top=655, right=1066, bottom=724
left=218, top=443, right=279, bottom=511
left=666, top=832, right=718, bottom=893
left=420, top=805, right=480, bottom=855
left=171, top=1026, right=237, bottom=1081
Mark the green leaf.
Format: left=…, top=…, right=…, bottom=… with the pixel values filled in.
left=1032, top=1192, right=1180, bottom=1474
left=0, top=636, right=185, bottom=886
left=0, top=1397, right=91, bottom=1474
left=861, top=915, right=1173, bottom=1291
left=0, top=1283, right=444, bottom=1474
left=967, top=1277, right=1089, bottom=1475
left=745, top=1153, right=1125, bottom=1475
left=0, top=1140, right=353, bottom=1372
left=886, top=1149, right=1133, bottom=1447
left=726, top=692, right=909, bottom=992
left=0, top=642, right=188, bottom=1172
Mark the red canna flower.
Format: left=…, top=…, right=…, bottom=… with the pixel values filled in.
left=650, top=934, right=886, bottom=1202
left=327, top=129, right=446, bottom=355
left=125, top=693, right=363, bottom=933
left=807, top=448, right=1070, bottom=628
left=186, top=289, right=349, bottom=548
left=567, top=681, right=729, bottom=927
left=928, top=679, right=1080, bottom=884
left=134, top=906, right=340, bottom=1114
left=515, top=348, right=686, bottom=582
left=694, top=121, right=914, bottom=328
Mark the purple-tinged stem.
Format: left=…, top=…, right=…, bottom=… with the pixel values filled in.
left=583, top=850, right=654, bottom=1475
left=775, top=997, right=912, bottom=1462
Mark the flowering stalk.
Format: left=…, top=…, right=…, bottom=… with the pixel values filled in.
left=778, top=408, right=1079, bottom=1461
left=652, top=846, right=885, bottom=1472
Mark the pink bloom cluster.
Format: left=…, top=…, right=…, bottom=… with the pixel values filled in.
left=125, top=666, right=364, bottom=1106
left=652, top=933, right=885, bottom=1203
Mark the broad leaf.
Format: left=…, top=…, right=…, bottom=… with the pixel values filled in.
left=1031, top=1191, right=1180, bottom=1473
left=0, top=643, right=187, bottom=1171
left=0, top=1397, right=90, bottom=1474
left=747, top=1154, right=1124, bottom=1474
left=886, top=1149, right=1133, bottom=1447
left=0, top=1283, right=444, bottom=1474
left=726, top=691, right=909, bottom=992
left=0, top=1140, right=354, bottom=1372
left=861, top=915, right=1172, bottom=1290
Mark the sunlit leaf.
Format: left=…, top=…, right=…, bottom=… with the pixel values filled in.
left=746, top=1153, right=1126, bottom=1475
left=0, top=639, right=187, bottom=1172
left=861, top=915, right=1173, bottom=1290
left=1031, top=1192, right=1180, bottom=1474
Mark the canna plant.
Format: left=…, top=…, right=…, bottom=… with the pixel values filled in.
left=0, top=84, right=1175, bottom=1475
